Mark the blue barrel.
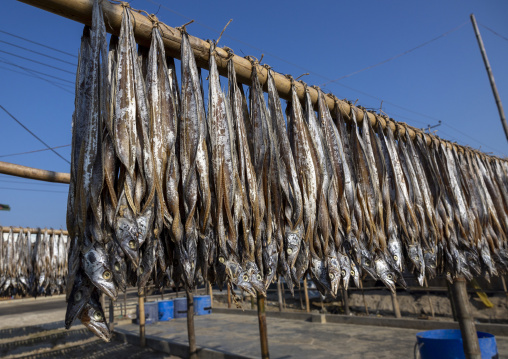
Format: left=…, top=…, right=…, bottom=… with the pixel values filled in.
left=174, top=297, right=187, bottom=318
left=416, top=329, right=498, bottom=359
left=158, top=300, right=174, bottom=321
left=135, top=301, right=158, bottom=325
left=194, top=295, right=212, bottom=315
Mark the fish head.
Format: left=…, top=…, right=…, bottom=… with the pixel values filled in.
left=115, top=216, right=139, bottom=267
left=326, top=252, right=341, bottom=296
left=310, top=256, right=330, bottom=295
left=262, top=240, right=278, bottom=290
left=337, top=253, right=351, bottom=290
left=360, top=252, right=377, bottom=280
left=177, top=243, right=196, bottom=290
left=226, top=259, right=255, bottom=297
left=387, top=235, right=403, bottom=271
left=374, top=254, right=396, bottom=293
left=136, top=205, right=154, bottom=247
left=407, top=244, right=423, bottom=272
left=284, top=226, right=302, bottom=269
left=78, top=301, right=111, bottom=342
left=65, top=272, right=93, bottom=329
left=423, top=249, right=437, bottom=279
left=349, top=259, right=361, bottom=288
left=246, top=261, right=266, bottom=296
left=82, top=244, right=118, bottom=300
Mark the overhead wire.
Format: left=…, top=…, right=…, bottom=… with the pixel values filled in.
left=479, top=23, right=508, bottom=43
left=0, top=49, right=75, bottom=75
left=0, top=104, right=71, bottom=165
left=0, top=63, right=74, bottom=85
left=0, top=144, right=71, bottom=158
left=0, top=186, right=68, bottom=194
left=0, top=39, right=77, bottom=66
left=0, top=29, right=78, bottom=58
left=0, top=179, right=68, bottom=187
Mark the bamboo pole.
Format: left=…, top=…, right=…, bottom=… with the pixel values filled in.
left=451, top=277, right=481, bottom=359
left=186, top=290, right=198, bottom=359
left=227, top=285, right=232, bottom=309
left=109, top=298, right=115, bottom=332
left=0, top=161, right=70, bottom=183
left=1, top=227, right=69, bottom=235
left=391, top=290, right=401, bottom=319
left=341, top=289, right=350, bottom=316
left=138, top=289, right=146, bottom=348
left=359, top=280, right=369, bottom=315
left=303, top=278, right=310, bottom=313
left=257, top=293, right=270, bottom=359
left=277, top=279, right=283, bottom=312
left=17, top=0, right=485, bottom=156
left=470, top=14, right=508, bottom=143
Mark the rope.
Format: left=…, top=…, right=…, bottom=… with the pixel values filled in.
left=216, top=19, right=233, bottom=46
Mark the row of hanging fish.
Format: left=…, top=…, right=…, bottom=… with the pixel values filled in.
left=66, top=1, right=508, bottom=341
left=0, top=227, right=68, bottom=297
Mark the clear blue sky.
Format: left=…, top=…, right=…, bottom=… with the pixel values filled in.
left=1, top=0, right=507, bottom=229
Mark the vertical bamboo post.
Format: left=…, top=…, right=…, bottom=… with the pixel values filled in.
left=360, top=280, right=369, bottom=315
left=342, top=289, right=350, bottom=315
left=447, top=281, right=458, bottom=321
left=470, top=13, right=508, bottom=143
left=391, top=290, right=401, bottom=318
left=161, top=286, right=164, bottom=301
left=451, top=277, right=481, bottom=359
left=227, top=285, right=232, bottom=309
left=109, top=298, right=115, bottom=332
left=500, top=276, right=508, bottom=303
left=424, top=278, right=435, bottom=318
left=257, top=292, right=270, bottom=359
left=298, top=282, right=304, bottom=310
left=138, top=289, right=146, bottom=348
left=123, top=291, right=127, bottom=317
left=251, top=294, right=256, bottom=310
left=186, top=290, right=198, bottom=359
left=208, top=282, right=213, bottom=308
left=303, top=277, right=310, bottom=313
left=277, top=278, right=283, bottom=312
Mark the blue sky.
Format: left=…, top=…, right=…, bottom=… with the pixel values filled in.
left=0, top=0, right=507, bottom=229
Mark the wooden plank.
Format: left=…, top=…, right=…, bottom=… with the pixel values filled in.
left=0, top=161, right=70, bottom=183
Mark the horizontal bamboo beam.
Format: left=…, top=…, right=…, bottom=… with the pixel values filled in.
left=17, top=0, right=490, bottom=155
left=1, top=227, right=68, bottom=235
left=0, top=161, right=70, bottom=184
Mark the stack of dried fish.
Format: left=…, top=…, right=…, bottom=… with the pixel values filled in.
left=0, top=227, right=68, bottom=297
left=66, top=2, right=508, bottom=341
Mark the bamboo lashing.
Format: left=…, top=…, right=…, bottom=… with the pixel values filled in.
left=2, top=227, right=69, bottom=235
left=16, top=0, right=495, bottom=157
left=0, top=161, right=70, bottom=183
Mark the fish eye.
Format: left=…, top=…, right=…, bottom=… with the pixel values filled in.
left=93, top=311, right=103, bottom=321
left=329, top=273, right=335, bottom=279
left=387, top=274, right=393, bottom=280
left=365, top=261, right=370, bottom=266
left=128, top=240, right=136, bottom=249
left=393, top=255, right=398, bottom=261
left=102, top=270, right=112, bottom=280
left=139, top=267, right=144, bottom=274
left=256, top=274, right=262, bottom=281
left=267, top=268, right=272, bottom=274
left=341, top=270, right=346, bottom=277
left=287, top=248, right=293, bottom=255
left=350, top=270, right=355, bottom=276
left=219, top=257, right=225, bottom=264
left=74, top=290, right=82, bottom=301
left=242, top=274, right=249, bottom=281
left=114, top=262, right=120, bottom=271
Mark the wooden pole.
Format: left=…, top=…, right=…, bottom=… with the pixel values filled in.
left=186, top=290, right=198, bottom=359
left=17, top=0, right=479, bottom=154
left=303, top=278, right=310, bottom=313
left=123, top=291, right=127, bottom=317
left=1, top=227, right=69, bottom=235
left=277, top=279, right=283, bottom=312
left=424, top=278, right=435, bottom=318
left=109, top=298, right=115, bottom=332
left=0, top=161, right=70, bottom=183
left=470, top=13, right=508, bottom=143
left=447, top=281, right=458, bottom=321
left=360, top=280, right=369, bottom=315
left=298, top=282, right=304, bottom=310
left=257, top=293, right=270, bottom=359
left=208, top=282, right=213, bottom=308
left=391, top=290, right=401, bottom=319
left=451, top=277, right=481, bottom=359
left=138, top=289, right=146, bottom=348
left=501, top=276, right=508, bottom=303
left=227, top=285, right=232, bottom=309
left=342, top=289, right=350, bottom=316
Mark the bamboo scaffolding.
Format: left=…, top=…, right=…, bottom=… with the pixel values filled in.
left=16, top=0, right=495, bottom=157
left=0, top=161, right=70, bottom=183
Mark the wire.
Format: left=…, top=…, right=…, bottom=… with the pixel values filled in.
left=479, top=23, right=508, bottom=43
left=0, top=62, right=74, bottom=85
left=0, top=179, right=68, bottom=187
left=322, top=22, right=468, bottom=86
left=0, top=186, right=68, bottom=194
left=0, top=144, right=71, bottom=158
left=0, top=105, right=71, bottom=165
left=0, top=39, right=77, bottom=66
left=0, top=29, right=78, bottom=58
left=0, top=57, right=74, bottom=94
left=0, top=50, right=75, bottom=75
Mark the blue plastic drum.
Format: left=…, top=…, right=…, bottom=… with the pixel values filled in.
left=174, top=297, right=188, bottom=318
left=194, top=295, right=212, bottom=315
left=416, top=329, right=498, bottom=359
left=135, top=301, right=158, bottom=325
left=158, top=300, right=174, bottom=321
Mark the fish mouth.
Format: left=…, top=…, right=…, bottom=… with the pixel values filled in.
left=95, top=280, right=118, bottom=301
left=380, top=276, right=396, bottom=294
left=82, top=316, right=111, bottom=342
